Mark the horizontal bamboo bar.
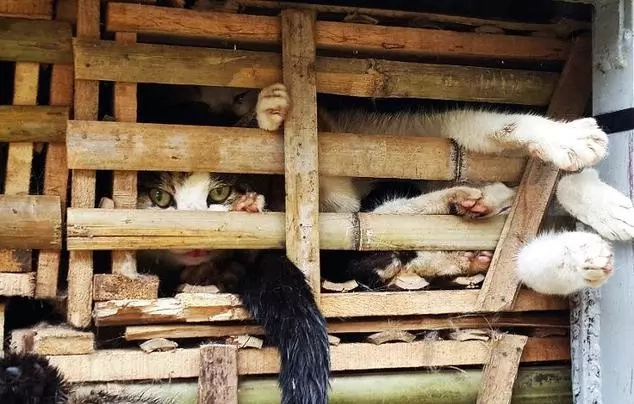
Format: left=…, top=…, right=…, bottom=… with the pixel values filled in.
left=0, top=195, right=62, bottom=250
left=66, top=120, right=525, bottom=182
left=0, top=272, right=36, bottom=297
left=0, top=106, right=68, bottom=142
left=73, top=39, right=558, bottom=105
left=67, top=209, right=505, bottom=251
left=0, top=18, right=72, bottom=63
left=124, top=312, right=569, bottom=340
left=93, top=289, right=566, bottom=326
left=106, top=3, right=570, bottom=61
left=48, top=337, right=569, bottom=382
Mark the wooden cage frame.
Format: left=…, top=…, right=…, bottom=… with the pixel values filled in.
left=0, top=0, right=593, bottom=402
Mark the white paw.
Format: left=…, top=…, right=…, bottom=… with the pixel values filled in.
left=256, top=83, right=290, bottom=131
left=517, top=232, right=614, bottom=295
left=529, top=118, right=608, bottom=171
left=557, top=168, right=634, bottom=240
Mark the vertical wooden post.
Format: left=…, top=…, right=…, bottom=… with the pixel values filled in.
left=0, top=62, right=39, bottom=274
left=36, top=64, right=73, bottom=298
left=68, top=0, right=99, bottom=328
left=198, top=344, right=238, bottom=404
left=476, top=334, right=528, bottom=404
left=476, top=36, right=592, bottom=312
left=0, top=302, right=5, bottom=353
left=281, top=9, right=321, bottom=302
left=112, top=32, right=138, bottom=277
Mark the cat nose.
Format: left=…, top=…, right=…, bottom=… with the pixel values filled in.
left=4, top=366, right=22, bottom=380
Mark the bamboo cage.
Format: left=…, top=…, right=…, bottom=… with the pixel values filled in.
left=0, top=0, right=73, bottom=348
left=0, top=0, right=595, bottom=402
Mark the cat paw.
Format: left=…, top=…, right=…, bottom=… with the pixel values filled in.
left=256, top=83, right=290, bottom=131
left=529, top=118, right=608, bottom=171
left=448, top=187, right=491, bottom=219
left=557, top=168, right=634, bottom=241
left=461, top=251, right=493, bottom=272
left=517, top=232, right=614, bottom=295
left=232, top=192, right=265, bottom=212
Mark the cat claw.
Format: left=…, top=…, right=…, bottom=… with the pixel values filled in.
left=232, top=192, right=265, bottom=212
left=256, top=83, right=290, bottom=131
left=449, top=187, right=492, bottom=219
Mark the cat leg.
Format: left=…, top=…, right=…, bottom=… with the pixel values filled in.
left=401, top=250, right=493, bottom=279
left=516, top=231, right=614, bottom=295
left=556, top=168, right=634, bottom=240
left=372, top=182, right=515, bottom=219
left=435, top=110, right=608, bottom=171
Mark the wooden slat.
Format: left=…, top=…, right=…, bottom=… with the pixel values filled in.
left=65, top=120, right=525, bottom=182
left=1, top=62, right=39, bottom=273
left=93, top=274, right=159, bottom=301
left=73, top=39, right=559, bottom=106
left=92, top=289, right=566, bottom=326
left=0, top=303, right=4, bottom=353
left=0, top=18, right=71, bottom=63
left=111, top=31, right=139, bottom=278
left=477, top=334, right=528, bottom=404
left=281, top=9, right=321, bottom=299
left=234, top=0, right=588, bottom=38
left=0, top=0, right=53, bottom=20
left=0, top=195, right=62, bottom=250
left=198, top=344, right=238, bottom=404
left=66, top=209, right=505, bottom=251
left=476, top=36, right=593, bottom=312
left=47, top=337, right=569, bottom=382
left=124, top=312, right=569, bottom=340
left=36, top=63, right=73, bottom=298
left=0, top=106, right=68, bottom=142
left=0, top=272, right=36, bottom=297
left=11, top=325, right=95, bottom=355
left=68, top=0, right=99, bottom=329
left=106, top=3, right=570, bottom=62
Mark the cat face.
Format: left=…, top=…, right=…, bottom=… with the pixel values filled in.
left=138, top=172, right=245, bottom=266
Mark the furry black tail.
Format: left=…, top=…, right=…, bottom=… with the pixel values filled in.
left=237, top=252, right=330, bottom=404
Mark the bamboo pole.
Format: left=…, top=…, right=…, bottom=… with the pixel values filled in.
left=73, top=39, right=559, bottom=106
left=0, top=195, right=62, bottom=250
left=105, top=3, right=571, bottom=62
left=65, top=120, right=526, bottom=182
left=92, top=289, right=566, bottom=326
left=66, top=209, right=505, bottom=251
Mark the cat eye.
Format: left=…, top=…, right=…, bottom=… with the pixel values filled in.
left=208, top=185, right=232, bottom=204
left=149, top=188, right=173, bottom=208
left=233, top=91, right=250, bottom=104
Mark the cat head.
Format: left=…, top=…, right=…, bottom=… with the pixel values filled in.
left=137, top=172, right=247, bottom=266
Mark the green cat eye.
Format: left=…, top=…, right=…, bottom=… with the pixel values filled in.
left=149, top=188, right=173, bottom=208
left=208, top=185, right=232, bottom=204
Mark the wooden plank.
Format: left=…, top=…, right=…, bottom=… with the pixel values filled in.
left=234, top=0, right=588, bottom=38
left=0, top=195, right=62, bottom=250
left=0, top=272, right=36, bottom=297
left=476, top=334, right=528, bottom=404
left=0, top=18, right=72, bottom=63
left=93, top=289, right=566, bottom=326
left=281, top=9, right=320, bottom=299
left=36, top=63, right=73, bottom=298
left=47, top=337, right=569, bottom=382
left=1, top=62, right=39, bottom=273
left=106, top=3, right=570, bottom=61
left=111, top=31, right=139, bottom=278
left=0, top=302, right=4, bottom=353
left=74, top=39, right=559, bottom=105
left=93, top=274, right=159, bottom=301
left=10, top=325, right=95, bottom=355
left=0, top=106, right=68, bottom=142
left=68, top=0, right=99, bottom=329
left=198, top=344, right=238, bottom=404
left=124, top=312, right=569, bottom=340
left=66, top=209, right=505, bottom=251
left=476, top=36, right=593, bottom=312
left=0, top=0, right=53, bottom=20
